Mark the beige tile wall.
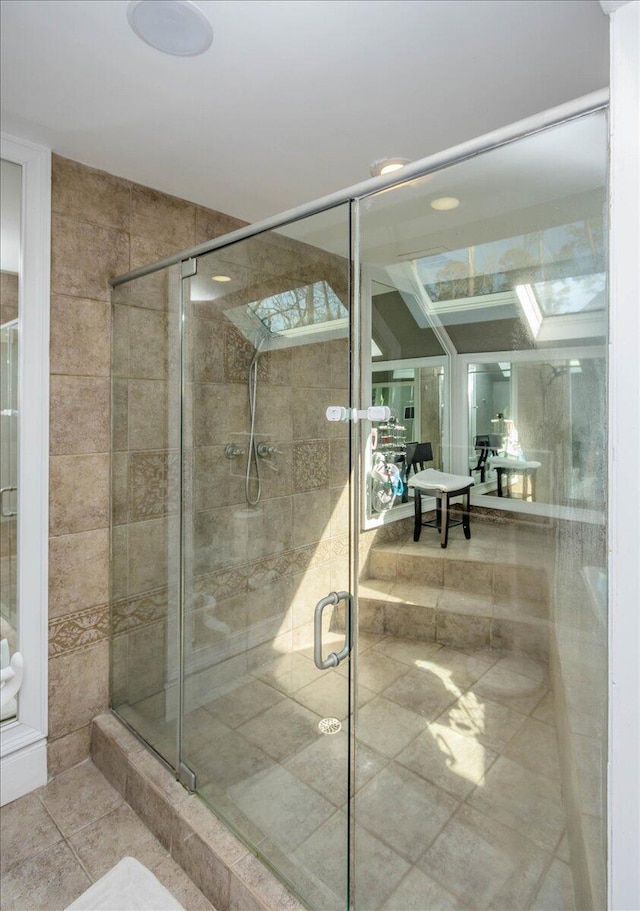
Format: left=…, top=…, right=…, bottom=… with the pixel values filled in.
left=57, top=163, right=353, bottom=775
left=47, top=154, right=246, bottom=775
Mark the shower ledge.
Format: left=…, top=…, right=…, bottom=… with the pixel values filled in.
left=90, top=713, right=305, bottom=911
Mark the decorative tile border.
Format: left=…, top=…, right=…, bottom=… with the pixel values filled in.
left=111, top=588, right=174, bottom=635
left=112, top=532, right=342, bottom=634
left=331, top=534, right=350, bottom=559
left=193, top=565, right=248, bottom=600
left=49, top=603, right=109, bottom=657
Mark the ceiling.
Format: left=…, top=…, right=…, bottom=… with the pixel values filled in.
left=0, top=0, right=608, bottom=225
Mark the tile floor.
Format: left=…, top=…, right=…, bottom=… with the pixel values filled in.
left=108, top=520, right=577, bottom=910
left=175, top=634, right=576, bottom=911
left=0, top=760, right=214, bottom=911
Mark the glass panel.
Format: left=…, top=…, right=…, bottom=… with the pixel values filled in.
left=1, top=158, right=21, bottom=724
left=469, top=355, right=606, bottom=507
left=371, top=281, right=447, bottom=361
left=369, top=362, right=446, bottom=517
left=110, top=264, right=182, bottom=768
left=356, top=111, right=608, bottom=911
left=181, top=205, right=352, bottom=910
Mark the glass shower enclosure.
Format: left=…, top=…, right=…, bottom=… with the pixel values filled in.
left=111, top=204, right=355, bottom=908
left=111, top=99, right=609, bottom=911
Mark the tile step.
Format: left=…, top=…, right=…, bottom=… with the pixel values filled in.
left=330, top=578, right=550, bottom=660
left=367, top=543, right=549, bottom=603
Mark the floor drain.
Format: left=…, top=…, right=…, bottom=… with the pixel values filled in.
left=318, top=717, right=342, bottom=735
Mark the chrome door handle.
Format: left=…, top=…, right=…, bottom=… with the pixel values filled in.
left=314, top=591, right=352, bottom=670
left=0, top=487, right=17, bottom=518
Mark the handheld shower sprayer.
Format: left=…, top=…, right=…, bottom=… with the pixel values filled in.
left=245, top=338, right=265, bottom=506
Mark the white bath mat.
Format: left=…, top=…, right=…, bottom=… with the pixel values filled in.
left=65, top=857, right=185, bottom=910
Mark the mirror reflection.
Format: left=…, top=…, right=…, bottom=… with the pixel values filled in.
left=361, top=110, right=607, bottom=525
left=468, top=356, right=606, bottom=506
left=369, top=361, right=445, bottom=515
left=1, top=158, right=21, bottom=723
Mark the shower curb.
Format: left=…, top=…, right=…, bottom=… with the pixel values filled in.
left=90, top=713, right=306, bottom=911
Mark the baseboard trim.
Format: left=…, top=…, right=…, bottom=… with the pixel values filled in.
left=0, top=736, right=48, bottom=805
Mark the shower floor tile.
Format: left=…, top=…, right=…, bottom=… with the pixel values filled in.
left=251, top=651, right=325, bottom=695
left=530, top=858, right=577, bottom=911
left=471, top=664, right=549, bottom=715
left=412, top=645, right=496, bottom=688
left=284, top=733, right=387, bottom=807
left=236, top=698, right=324, bottom=762
left=503, top=716, right=562, bottom=781
left=292, top=668, right=374, bottom=719
left=466, top=754, right=566, bottom=853
left=293, top=810, right=410, bottom=911
left=355, top=762, right=458, bottom=863
left=339, top=650, right=411, bottom=693
left=356, top=696, right=429, bottom=758
left=417, top=803, right=550, bottom=910
left=381, top=867, right=464, bottom=911
left=395, top=721, right=499, bottom=800
left=178, top=633, right=573, bottom=911
left=381, top=667, right=461, bottom=721
left=371, top=636, right=442, bottom=666
left=227, top=765, right=335, bottom=853
left=203, top=677, right=285, bottom=728
left=435, top=691, right=528, bottom=753
left=189, top=725, right=275, bottom=790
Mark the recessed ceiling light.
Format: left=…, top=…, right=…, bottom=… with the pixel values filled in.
left=211, top=274, right=231, bottom=282
left=430, top=196, right=460, bottom=211
left=370, top=158, right=411, bottom=178
left=127, top=1, right=213, bottom=57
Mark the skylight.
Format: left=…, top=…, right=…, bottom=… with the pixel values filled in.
left=225, top=280, right=348, bottom=350
left=248, top=280, right=347, bottom=335
left=415, top=218, right=604, bottom=304
left=530, top=273, right=606, bottom=316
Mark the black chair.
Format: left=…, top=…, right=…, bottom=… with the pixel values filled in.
left=401, top=441, right=434, bottom=504
left=470, top=435, right=491, bottom=482
left=470, top=434, right=503, bottom=482
left=409, top=469, right=474, bottom=548
left=405, top=441, right=433, bottom=477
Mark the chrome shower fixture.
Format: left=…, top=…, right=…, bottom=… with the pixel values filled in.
left=224, top=443, right=245, bottom=459
left=256, top=442, right=282, bottom=457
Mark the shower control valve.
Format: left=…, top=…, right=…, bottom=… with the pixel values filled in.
left=224, top=443, right=246, bottom=459
left=256, top=442, right=282, bottom=457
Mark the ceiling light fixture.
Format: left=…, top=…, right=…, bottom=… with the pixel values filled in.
left=127, top=0, right=213, bottom=57
left=370, top=158, right=410, bottom=178
left=430, top=197, right=460, bottom=211
left=212, top=274, right=231, bottom=282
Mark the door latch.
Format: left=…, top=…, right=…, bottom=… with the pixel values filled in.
left=325, top=406, right=391, bottom=423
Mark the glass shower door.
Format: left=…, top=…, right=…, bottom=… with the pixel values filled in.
left=180, top=204, right=354, bottom=910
